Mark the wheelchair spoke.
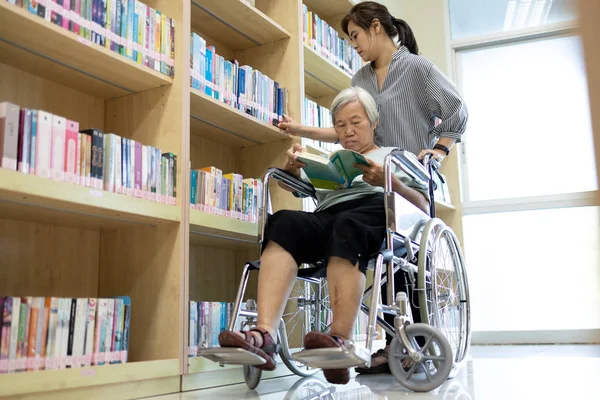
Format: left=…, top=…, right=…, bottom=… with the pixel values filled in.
left=423, top=355, right=446, bottom=361
left=422, top=364, right=433, bottom=382
left=405, top=363, right=418, bottom=380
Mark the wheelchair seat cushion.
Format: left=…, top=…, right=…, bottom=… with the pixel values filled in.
left=263, top=193, right=386, bottom=275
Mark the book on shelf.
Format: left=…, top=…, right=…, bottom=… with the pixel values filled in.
left=302, top=5, right=362, bottom=76
left=0, top=101, right=177, bottom=205
left=191, top=166, right=263, bottom=224
left=296, top=148, right=370, bottom=190
left=188, top=301, right=235, bottom=356
left=0, top=295, right=131, bottom=374
left=190, top=32, right=289, bottom=128
left=5, top=0, right=175, bottom=77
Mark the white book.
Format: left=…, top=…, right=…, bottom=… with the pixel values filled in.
left=54, top=298, right=66, bottom=369
left=50, top=115, right=66, bottom=181
left=83, top=299, right=97, bottom=367
left=18, top=109, right=32, bottom=174
left=115, top=135, right=122, bottom=194
left=7, top=297, right=21, bottom=373
left=94, top=299, right=108, bottom=365
left=73, top=298, right=88, bottom=367
left=104, top=299, right=115, bottom=363
left=129, top=140, right=135, bottom=196
left=44, top=298, right=60, bottom=370
left=61, top=299, right=73, bottom=368
left=142, top=145, right=148, bottom=196
left=0, top=102, right=20, bottom=170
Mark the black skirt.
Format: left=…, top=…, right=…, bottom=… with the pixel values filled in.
left=262, top=193, right=386, bottom=274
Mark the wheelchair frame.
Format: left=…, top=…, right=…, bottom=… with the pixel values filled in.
left=198, top=149, right=471, bottom=393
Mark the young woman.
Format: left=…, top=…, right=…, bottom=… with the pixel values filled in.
left=279, top=1, right=468, bottom=375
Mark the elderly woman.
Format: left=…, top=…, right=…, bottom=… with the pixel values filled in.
left=218, top=87, right=430, bottom=384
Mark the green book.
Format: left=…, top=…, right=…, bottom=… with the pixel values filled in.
left=296, top=149, right=370, bottom=190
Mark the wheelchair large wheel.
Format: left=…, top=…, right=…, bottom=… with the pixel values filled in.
left=279, top=276, right=332, bottom=377
left=417, top=218, right=471, bottom=364
left=388, top=323, right=453, bottom=392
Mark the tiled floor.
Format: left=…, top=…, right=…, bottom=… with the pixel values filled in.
left=151, top=345, right=600, bottom=400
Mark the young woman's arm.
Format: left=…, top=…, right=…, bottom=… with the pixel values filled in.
left=278, top=115, right=339, bottom=143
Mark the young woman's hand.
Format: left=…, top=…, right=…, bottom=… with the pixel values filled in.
left=418, top=148, right=446, bottom=162
left=278, top=115, right=303, bottom=136
left=355, top=158, right=385, bottom=187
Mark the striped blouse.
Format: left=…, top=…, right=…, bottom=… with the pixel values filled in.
left=351, top=46, right=468, bottom=155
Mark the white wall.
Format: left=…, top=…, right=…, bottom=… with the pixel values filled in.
left=376, top=0, right=452, bottom=75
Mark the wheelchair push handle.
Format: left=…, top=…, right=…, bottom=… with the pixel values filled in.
left=383, top=149, right=435, bottom=192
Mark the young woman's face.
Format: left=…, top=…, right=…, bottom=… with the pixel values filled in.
left=347, top=20, right=375, bottom=62
left=334, top=101, right=376, bottom=153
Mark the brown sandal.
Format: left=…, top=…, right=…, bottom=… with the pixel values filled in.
left=355, top=348, right=391, bottom=375
left=304, top=331, right=350, bottom=384
left=218, top=327, right=278, bottom=371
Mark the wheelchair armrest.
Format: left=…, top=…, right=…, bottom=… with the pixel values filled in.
left=264, top=168, right=317, bottom=199
left=384, top=149, right=432, bottom=188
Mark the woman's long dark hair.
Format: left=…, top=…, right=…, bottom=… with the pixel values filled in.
left=342, top=1, right=419, bottom=55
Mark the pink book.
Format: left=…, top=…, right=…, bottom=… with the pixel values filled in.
left=60, top=0, right=70, bottom=31
left=0, top=102, right=20, bottom=171
left=134, top=140, right=142, bottom=197
left=50, top=115, right=66, bottom=181
left=64, top=120, right=79, bottom=184
left=35, top=111, right=53, bottom=179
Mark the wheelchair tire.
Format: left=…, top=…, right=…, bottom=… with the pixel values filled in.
left=417, top=218, right=471, bottom=365
left=243, top=364, right=262, bottom=390
left=388, top=323, right=453, bottom=392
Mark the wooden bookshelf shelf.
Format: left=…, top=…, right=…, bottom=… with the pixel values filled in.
left=191, top=0, right=291, bottom=50
left=0, top=1, right=172, bottom=99
left=190, top=88, right=290, bottom=147
left=304, top=44, right=352, bottom=99
left=0, top=359, right=179, bottom=397
left=0, top=169, right=180, bottom=228
left=304, top=0, right=353, bottom=18
left=190, top=210, right=259, bottom=249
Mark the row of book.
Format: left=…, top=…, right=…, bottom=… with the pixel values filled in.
left=190, top=32, right=289, bottom=127
left=5, top=0, right=175, bottom=77
left=303, top=5, right=362, bottom=76
left=191, top=167, right=264, bottom=224
left=0, top=102, right=178, bottom=205
left=303, top=97, right=334, bottom=130
left=0, top=296, right=131, bottom=374
left=188, top=301, right=234, bottom=355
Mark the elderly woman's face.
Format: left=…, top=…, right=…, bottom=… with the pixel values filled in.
left=334, top=101, right=376, bottom=153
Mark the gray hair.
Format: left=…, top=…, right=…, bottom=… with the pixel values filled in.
left=331, top=87, right=379, bottom=126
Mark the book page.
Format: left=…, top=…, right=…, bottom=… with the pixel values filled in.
left=329, top=149, right=369, bottom=187
left=295, top=153, right=345, bottom=190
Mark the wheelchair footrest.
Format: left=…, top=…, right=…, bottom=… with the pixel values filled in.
left=197, top=347, right=266, bottom=366
left=292, top=343, right=371, bottom=369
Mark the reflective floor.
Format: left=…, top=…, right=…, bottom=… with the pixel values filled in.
left=150, top=345, right=600, bottom=400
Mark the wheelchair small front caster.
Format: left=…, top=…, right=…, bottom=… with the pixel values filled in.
left=389, top=323, right=453, bottom=392
left=243, top=364, right=262, bottom=390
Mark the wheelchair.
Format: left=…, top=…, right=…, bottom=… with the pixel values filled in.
left=198, top=149, right=471, bottom=393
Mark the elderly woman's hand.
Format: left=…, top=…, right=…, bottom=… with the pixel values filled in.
left=283, top=143, right=306, bottom=176
left=355, top=158, right=385, bottom=187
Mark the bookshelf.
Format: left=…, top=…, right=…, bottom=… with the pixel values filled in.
left=0, top=0, right=468, bottom=398
left=0, top=1, right=172, bottom=100
left=0, top=0, right=187, bottom=397
left=190, top=88, right=290, bottom=147
left=303, top=0, right=354, bottom=18
left=191, top=0, right=291, bottom=50
left=304, top=43, right=353, bottom=100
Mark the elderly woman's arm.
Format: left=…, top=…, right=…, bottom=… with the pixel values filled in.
left=391, top=176, right=429, bottom=214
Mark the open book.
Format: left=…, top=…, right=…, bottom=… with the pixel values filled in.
left=295, top=149, right=370, bottom=190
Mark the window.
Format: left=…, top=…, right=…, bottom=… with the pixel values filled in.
left=463, top=206, right=600, bottom=332
left=449, top=0, right=577, bottom=40
left=459, top=35, right=598, bottom=202
left=451, top=2, right=600, bottom=339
